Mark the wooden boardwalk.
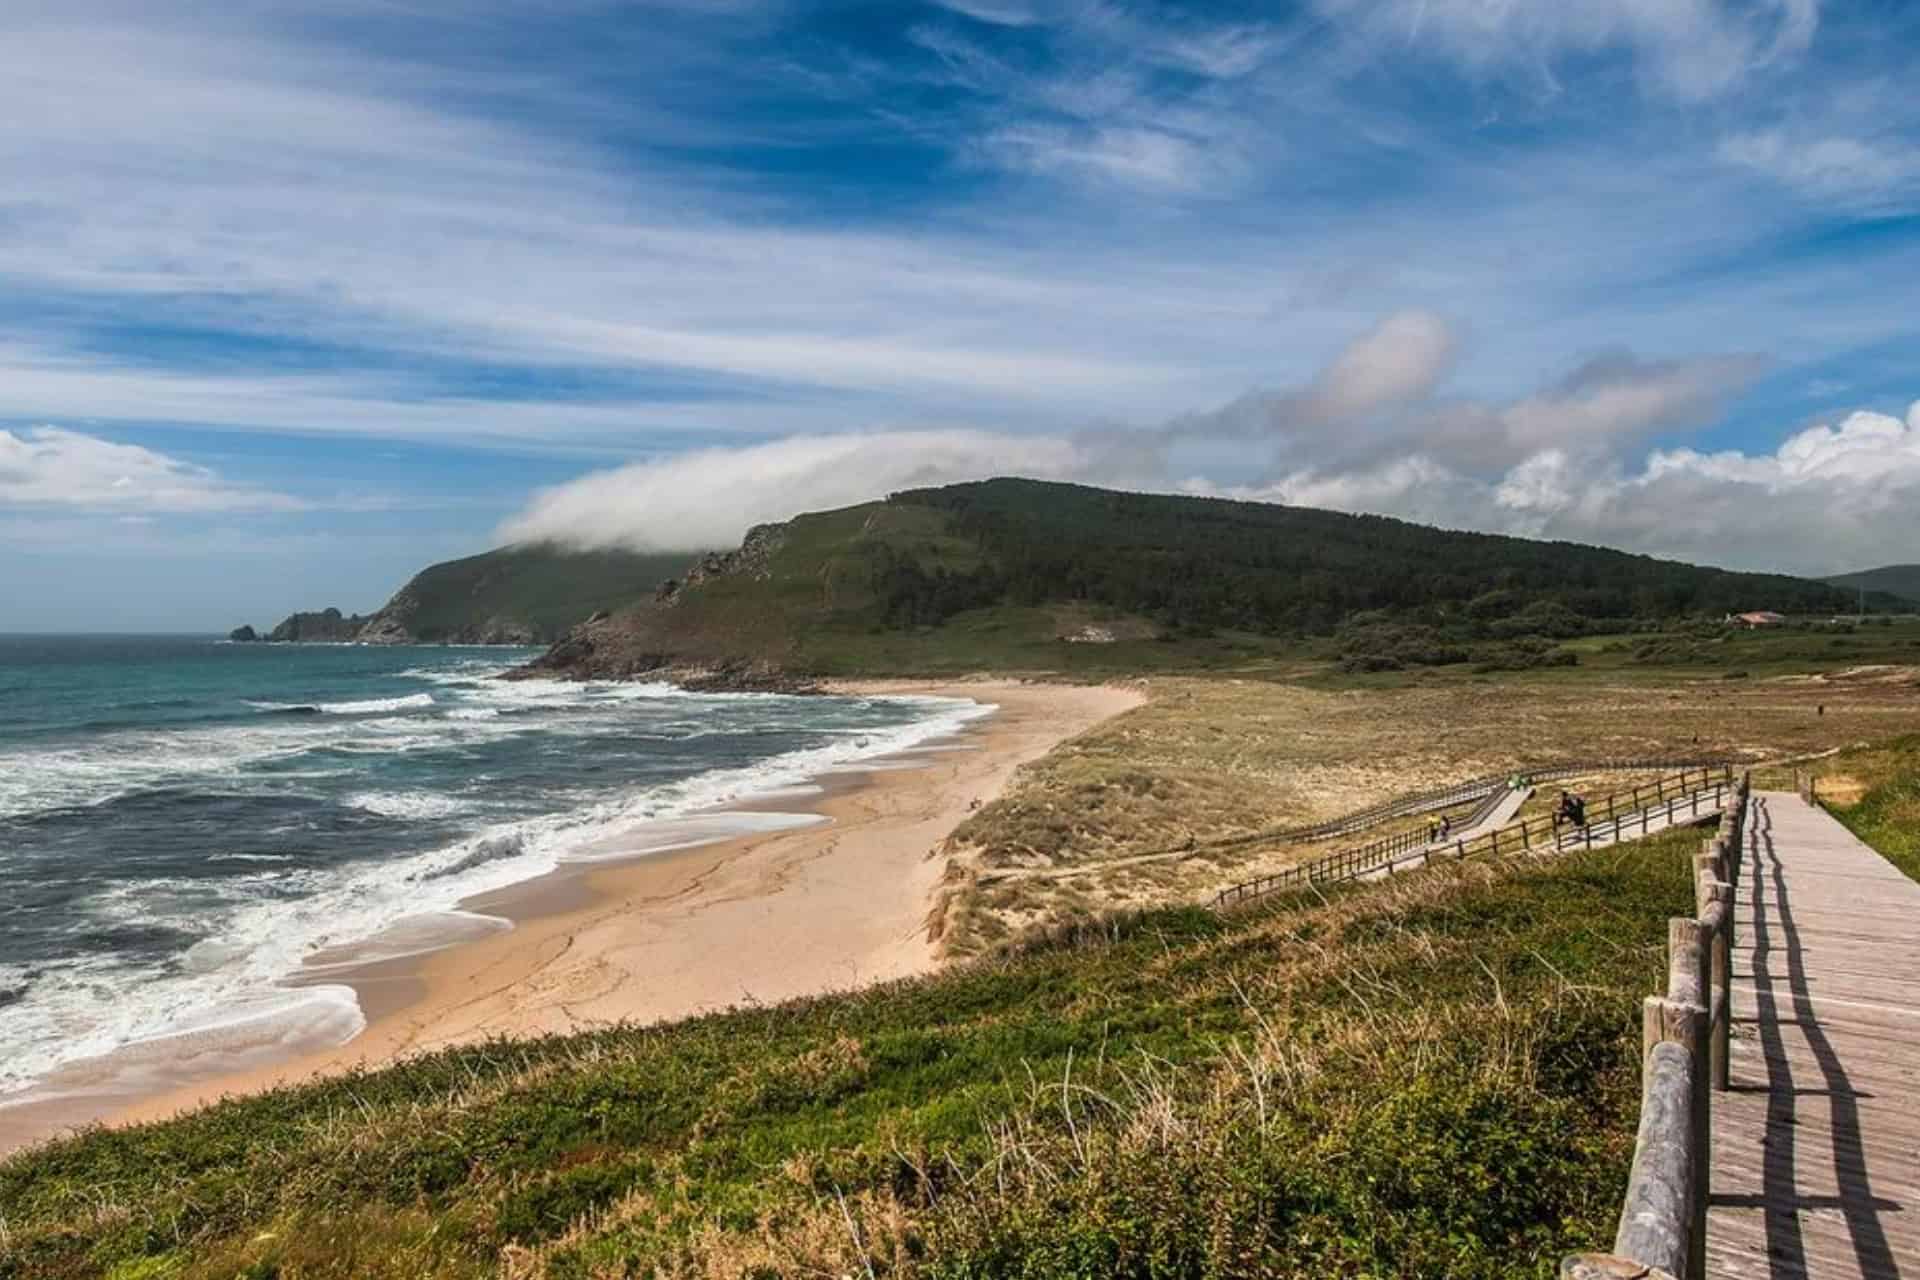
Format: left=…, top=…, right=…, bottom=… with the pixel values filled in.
left=1707, top=791, right=1920, bottom=1279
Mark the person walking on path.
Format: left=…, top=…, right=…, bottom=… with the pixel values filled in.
left=1553, top=789, right=1577, bottom=833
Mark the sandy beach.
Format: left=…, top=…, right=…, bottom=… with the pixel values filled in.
left=0, top=678, right=1141, bottom=1154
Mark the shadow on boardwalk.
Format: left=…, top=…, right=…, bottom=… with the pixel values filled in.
left=1707, top=793, right=1917, bottom=1280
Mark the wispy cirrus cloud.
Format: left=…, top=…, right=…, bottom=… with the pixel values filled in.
left=2, top=0, right=1918, bottom=633
left=1721, top=128, right=1920, bottom=210
left=1313, top=0, right=1821, bottom=101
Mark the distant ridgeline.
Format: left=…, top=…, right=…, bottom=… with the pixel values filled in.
left=233, top=545, right=690, bottom=646
left=520, top=477, right=1896, bottom=679
left=1825, top=564, right=1920, bottom=608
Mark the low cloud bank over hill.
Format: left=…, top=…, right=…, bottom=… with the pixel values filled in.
left=501, top=311, right=1919, bottom=577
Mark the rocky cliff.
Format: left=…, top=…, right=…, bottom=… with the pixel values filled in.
left=233, top=543, right=693, bottom=647
left=266, top=608, right=371, bottom=643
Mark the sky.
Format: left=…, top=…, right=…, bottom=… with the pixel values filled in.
left=1, top=0, right=1917, bottom=631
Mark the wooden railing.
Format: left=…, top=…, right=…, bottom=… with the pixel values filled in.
left=1211, top=766, right=1733, bottom=911
left=1260, top=755, right=1729, bottom=848
left=1562, top=773, right=1748, bottom=1280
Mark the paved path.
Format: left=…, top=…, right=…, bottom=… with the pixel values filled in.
left=1707, top=792, right=1920, bottom=1280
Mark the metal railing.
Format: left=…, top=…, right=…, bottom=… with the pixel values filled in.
left=1211, top=766, right=1733, bottom=911
left=1562, top=774, right=1748, bottom=1280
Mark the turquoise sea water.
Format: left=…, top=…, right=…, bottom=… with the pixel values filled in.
left=0, top=637, right=983, bottom=1097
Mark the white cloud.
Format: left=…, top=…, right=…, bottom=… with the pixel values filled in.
left=1495, top=352, right=1770, bottom=456
left=981, top=124, right=1237, bottom=192
left=931, top=0, right=1041, bottom=27
left=1258, top=400, right=1920, bottom=575
left=1316, top=0, right=1820, bottom=101
left=0, top=427, right=304, bottom=514
left=496, top=296, right=1916, bottom=578
left=498, top=429, right=1091, bottom=551
left=1163, top=310, right=1463, bottom=445
left=1720, top=128, right=1920, bottom=208
left=1312, top=309, right=1460, bottom=420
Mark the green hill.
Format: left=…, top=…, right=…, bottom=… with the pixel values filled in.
left=524, top=477, right=1885, bottom=677
left=355, top=545, right=694, bottom=644
left=1826, top=564, right=1920, bottom=608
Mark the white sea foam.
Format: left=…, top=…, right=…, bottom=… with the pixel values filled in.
left=348, top=790, right=472, bottom=820
left=247, top=694, right=435, bottom=717
left=0, top=690, right=995, bottom=1097
left=390, top=660, right=521, bottom=685
left=563, top=811, right=830, bottom=862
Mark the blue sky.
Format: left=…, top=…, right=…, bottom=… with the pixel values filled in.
left=1, top=0, right=1916, bottom=630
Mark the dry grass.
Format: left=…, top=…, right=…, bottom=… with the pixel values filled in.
left=938, top=671, right=1920, bottom=954
left=4, top=830, right=1696, bottom=1279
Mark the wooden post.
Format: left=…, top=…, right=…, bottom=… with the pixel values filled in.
left=1614, top=1015, right=1702, bottom=1280
left=1664, top=918, right=1712, bottom=1280
left=1707, top=891, right=1732, bottom=1091
left=1562, top=1257, right=1683, bottom=1279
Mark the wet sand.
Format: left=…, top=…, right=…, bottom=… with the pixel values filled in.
left=0, top=678, right=1142, bottom=1154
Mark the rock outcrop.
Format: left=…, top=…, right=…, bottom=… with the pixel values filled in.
left=266, top=608, right=371, bottom=643
left=509, top=523, right=821, bottom=691
left=228, top=625, right=259, bottom=643
left=652, top=522, right=787, bottom=607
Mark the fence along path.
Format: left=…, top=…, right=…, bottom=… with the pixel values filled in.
left=1705, top=792, right=1920, bottom=1280
left=1564, top=786, right=1920, bottom=1280
left=977, top=758, right=1725, bottom=889
left=1212, top=766, right=1732, bottom=910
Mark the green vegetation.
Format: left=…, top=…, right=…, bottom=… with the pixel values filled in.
left=374, top=544, right=691, bottom=644
left=1824, top=563, right=1920, bottom=608
left=939, top=668, right=1920, bottom=952
left=263, top=608, right=370, bottom=643
left=536, top=479, right=1905, bottom=679
left=0, top=831, right=1702, bottom=1279
left=1795, top=733, right=1920, bottom=883
left=888, top=480, right=1882, bottom=633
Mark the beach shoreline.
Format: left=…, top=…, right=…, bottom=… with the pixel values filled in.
left=0, top=677, right=1142, bottom=1156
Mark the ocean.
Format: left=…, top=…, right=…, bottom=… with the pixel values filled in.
left=0, top=636, right=986, bottom=1100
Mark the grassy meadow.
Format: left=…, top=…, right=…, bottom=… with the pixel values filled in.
left=1777, top=731, right=1920, bottom=881
left=936, top=651, right=1919, bottom=954
left=0, top=828, right=1707, bottom=1280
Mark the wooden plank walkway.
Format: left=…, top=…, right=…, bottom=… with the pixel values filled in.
left=1707, top=791, right=1920, bottom=1279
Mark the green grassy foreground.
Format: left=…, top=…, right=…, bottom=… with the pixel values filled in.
left=0, top=829, right=1703, bottom=1280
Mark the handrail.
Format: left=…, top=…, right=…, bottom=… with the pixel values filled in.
left=1562, top=773, right=1748, bottom=1280
left=1138, top=757, right=1736, bottom=870
left=1262, top=755, right=1731, bottom=846
left=1210, top=766, right=1732, bottom=911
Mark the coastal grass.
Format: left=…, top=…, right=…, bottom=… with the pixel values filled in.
left=796, top=615, right=1920, bottom=685
left=1789, top=732, right=1920, bottom=882
left=0, top=829, right=1706, bottom=1280
left=937, top=667, right=1919, bottom=954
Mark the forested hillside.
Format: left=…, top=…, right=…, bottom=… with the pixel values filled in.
left=877, top=480, right=1868, bottom=631
left=1826, top=564, right=1920, bottom=607
left=523, top=478, right=1886, bottom=679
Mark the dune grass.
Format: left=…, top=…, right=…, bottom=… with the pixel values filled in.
left=0, top=826, right=1708, bottom=1280
left=1793, top=732, right=1920, bottom=882
left=936, top=669, right=1918, bottom=954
